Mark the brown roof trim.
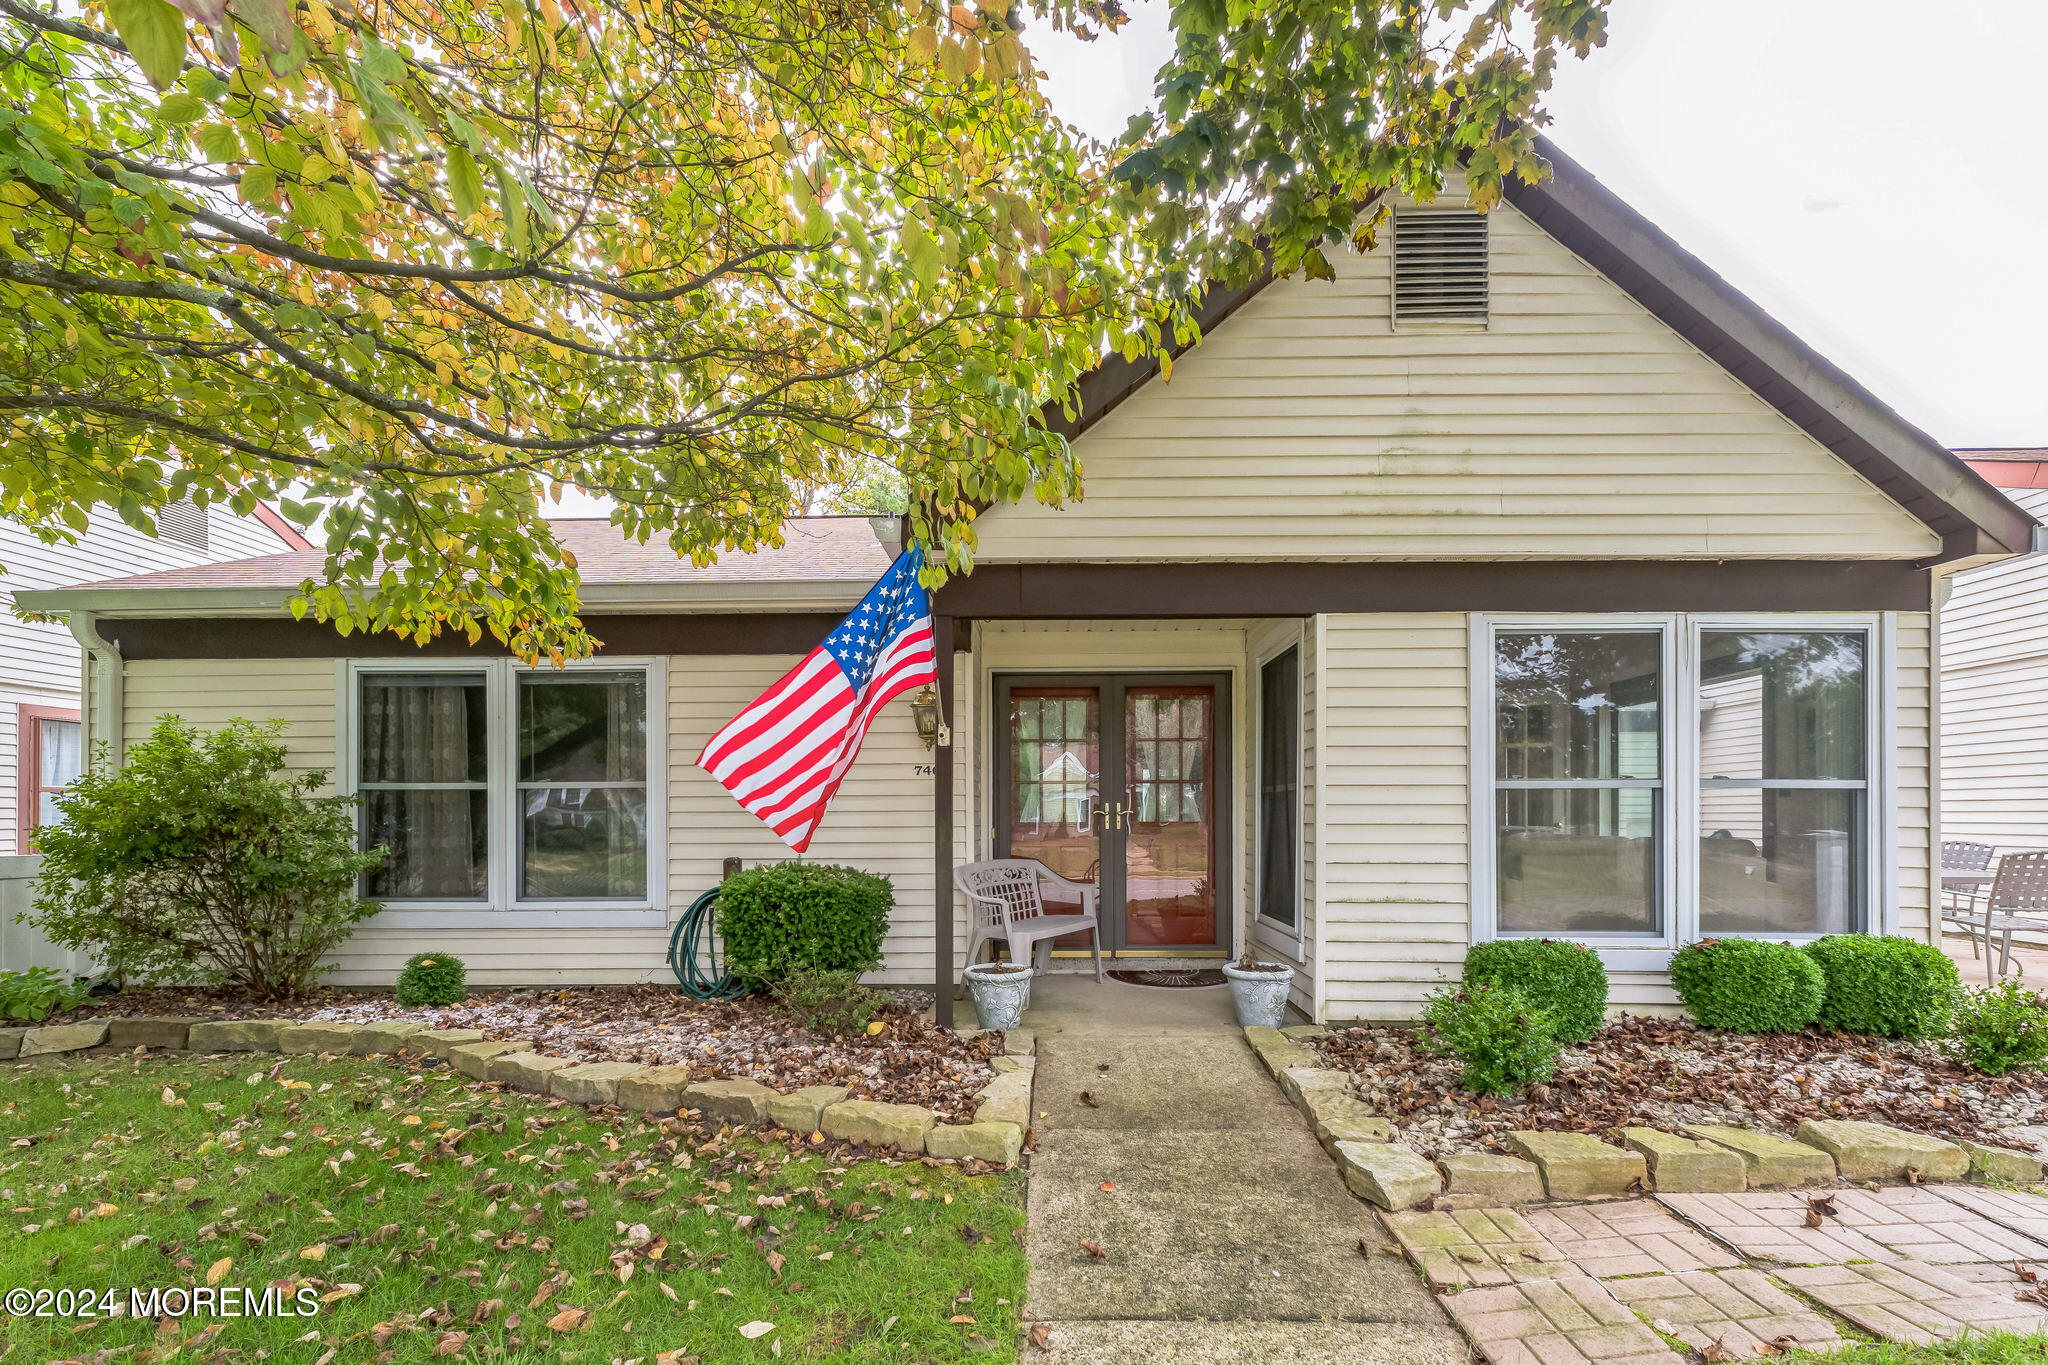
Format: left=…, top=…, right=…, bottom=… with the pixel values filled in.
left=935, top=559, right=1931, bottom=618
left=1039, top=272, right=1276, bottom=442
left=96, top=612, right=850, bottom=660
left=250, top=502, right=314, bottom=551
left=1503, top=138, right=2032, bottom=560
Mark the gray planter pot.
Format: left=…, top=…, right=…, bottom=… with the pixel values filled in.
left=964, top=963, right=1034, bottom=1030
left=1221, top=960, right=1294, bottom=1028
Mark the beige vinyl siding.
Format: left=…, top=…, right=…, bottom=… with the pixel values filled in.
left=1896, top=612, right=1935, bottom=941
left=121, top=658, right=338, bottom=778
left=668, top=653, right=965, bottom=988
left=972, top=188, right=1935, bottom=563
left=1940, top=489, right=2048, bottom=851
left=1317, top=613, right=1471, bottom=1020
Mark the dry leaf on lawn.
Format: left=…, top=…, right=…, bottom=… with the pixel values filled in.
left=546, top=1306, right=589, bottom=1333
left=738, top=1321, right=776, bottom=1339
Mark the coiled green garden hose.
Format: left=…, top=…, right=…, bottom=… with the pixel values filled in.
left=668, top=886, right=746, bottom=999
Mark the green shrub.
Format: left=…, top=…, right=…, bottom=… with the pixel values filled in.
left=1947, top=979, right=2048, bottom=1076
left=28, top=717, right=383, bottom=1000
left=394, top=952, right=468, bottom=1006
left=1463, top=938, right=1609, bottom=1043
left=1418, top=980, right=1561, bottom=1096
left=1804, top=934, right=1959, bottom=1038
left=718, top=863, right=892, bottom=985
left=771, top=964, right=894, bottom=1034
left=1670, top=938, right=1825, bottom=1032
left=0, top=967, right=94, bottom=1021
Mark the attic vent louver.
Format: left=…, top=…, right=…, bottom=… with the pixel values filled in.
left=158, top=498, right=210, bottom=551
left=1392, top=208, right=1489, bottom=326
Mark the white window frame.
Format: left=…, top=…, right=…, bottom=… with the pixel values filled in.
left=1470, top=613, right=1891, bottom=972
left=338, top=657, right=668, bottom=927
left=1253, top=628, right=1307, bottom=946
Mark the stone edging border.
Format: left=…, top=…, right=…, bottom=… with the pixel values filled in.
left=2, top=1016, right=1035, bottom=1167
left=1242, top=1025, right=2048, bottom=1210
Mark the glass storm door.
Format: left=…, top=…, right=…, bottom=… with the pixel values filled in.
left=995, top=674, right=1231, bottom=953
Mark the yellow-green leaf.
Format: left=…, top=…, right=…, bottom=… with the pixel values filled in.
left=106, top=0, right=188, bottom=91
left=446, top=146, right=484, bottom=220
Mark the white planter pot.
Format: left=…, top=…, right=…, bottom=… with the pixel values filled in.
left=964, top=963, right=1034, bottom=1029
left=1221, top=960, right=1294, bottom=1028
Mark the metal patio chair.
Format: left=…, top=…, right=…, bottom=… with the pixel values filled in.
left=1966, top=848, right=2048, bottom=985
left=953, top=858, right=1106, bottom=988
left=1940, top=840, right=1998, bottom=958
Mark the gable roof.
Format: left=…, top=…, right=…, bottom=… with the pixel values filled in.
left=1044, top=137, right=2035, bottom=563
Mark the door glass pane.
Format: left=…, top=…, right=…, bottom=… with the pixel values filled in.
left=1259, top=648, right=1300, bottom=929
left=521, top=787, right=649, bottom=898
left=1006, top=687, right=1100, bottom=916
left=1124, top=684, right=1218, bottom=947
left=1699, top=632, right=1866, bottom=780
left=1701, top=789, right=1865, bottom=935
left=365, top=789, right=489, bottom=899
left=1495, top=633, right=1661, bottom=780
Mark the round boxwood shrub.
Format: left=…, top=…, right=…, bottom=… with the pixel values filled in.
left=1670, top=938, right=1825, bottom=1032
left=1462, top=938, right=1609, bottom=1043
left=1804, top=934, right=1959, bottom=1038
left=395, top=952, right=468, bottom=1006
left=718, top=863, right=893, bottom=986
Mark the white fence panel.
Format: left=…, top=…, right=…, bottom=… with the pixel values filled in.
left=0, top=854, right=95, bottom=977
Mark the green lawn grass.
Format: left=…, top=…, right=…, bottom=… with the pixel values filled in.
left=0, top=1051, right=1025, bottom=1362
left=1785, top=1337, right=2048, bottom=1364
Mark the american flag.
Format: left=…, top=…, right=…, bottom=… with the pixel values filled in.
left=698, top=546, right=939, bottom=852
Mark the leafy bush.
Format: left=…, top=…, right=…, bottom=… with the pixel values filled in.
left=394, top=952, right=468, bottom=1007
left=771, top=964, right=894, bottom=1035
left=1463, top=938, right=1609, bottom=1043
left=718, top=863, right=892, bottom=985
left=28, top=717, right=384, bottom=1000
left=1947, top=979, right=2048, bottom=1076
left=1671, top=938, right=1826, bottom=1032
left=0, top=967, right=93, bottom=1021
left=1418, top=980, right=1561, bottom=1096
left=1804, top=934, right=1959, bottom=1038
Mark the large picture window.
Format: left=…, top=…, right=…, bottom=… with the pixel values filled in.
left=1478, top=617, right=1880, bottom=954
left=351, top=661, right=659, bottom=908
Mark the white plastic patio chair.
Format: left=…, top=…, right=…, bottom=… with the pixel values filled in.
left=953, top=858, right=1106, bottom=987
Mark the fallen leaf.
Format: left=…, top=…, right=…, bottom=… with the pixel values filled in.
left=1699, top=1337, right=1738, bottom=1363
left=1099, top=1182, right=1115, bottom=1192
left=949, top=1314, right=976, bottom=1324
left=960, top=1224, right=983, bottom=1245
left=546, top=1306, right=589, bottom=1333
left=299, top=1243, right=327, bottom=1262
left=206, top=1258, right=232, bottom=1286
left=1905, top=1164, right=1923, bottom=1186
left=738, top=1321, right=776, bottom=1339
left=434, top=1330, right=469, bottom=1356
left=1079, top=1240, right=1107, bottom=1261
left=1356, top=1238, right=1372, bottom=1259
left=1028, top=1323, right=1052, bottom=1351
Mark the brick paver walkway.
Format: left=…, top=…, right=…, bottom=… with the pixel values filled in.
left=1524, top=1201, right=1744, bottom=1277
left=1775, top=1259, right=2048, bottom=1346
left=1929, top=1183, right=2048, bottom=1242
left=1604, top=1268, right=1845, bottom=1357
left=1439, top=1275, right=1686, bottom=1365
left=1819, top=1186, right=2048, bottom=1263
left=1657, top=1191, right=1905, bottom=1265
left=1383, top=1207, right=1576, bottom=1291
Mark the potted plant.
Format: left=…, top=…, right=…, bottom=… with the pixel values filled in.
left=964, top=960, right=1034, bottom=1029
left=1221, top=951, right=1294, bottom=1028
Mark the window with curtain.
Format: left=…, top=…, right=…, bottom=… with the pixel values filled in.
left=517, top=671, right=649, bottom=899
left=1494, top=631, right=1664, bottom=937
left=359, top=673, right=490, bottom=899
left=1698, top=631, right=1868, bottom=935
left=1258, top=646, right=1300, bottom=929
left=20, top=708, right=82, bottom=849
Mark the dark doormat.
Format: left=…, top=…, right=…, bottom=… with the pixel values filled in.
left=1108, top=968, right=1228, bottom=989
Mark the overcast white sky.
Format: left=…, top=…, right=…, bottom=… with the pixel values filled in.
left=1034, top=0, right=2048, bottom=450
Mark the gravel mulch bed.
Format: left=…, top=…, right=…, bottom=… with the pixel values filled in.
left=40, top=985, right=1002, bottom=1124
left=1314, top=1016, right=2048, bottom=1161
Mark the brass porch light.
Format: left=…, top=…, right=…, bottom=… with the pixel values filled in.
left=910, top=685, right=940, bottom=749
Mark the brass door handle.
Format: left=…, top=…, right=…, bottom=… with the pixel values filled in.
left=1097, top=801, right=1133, bottom=830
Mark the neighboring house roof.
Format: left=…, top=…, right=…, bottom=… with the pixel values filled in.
left=251, top=503, right=315, bottom=551
left=19, top=516, right=895, bottom=615
left=1957, top=449, right=2048, bottom=490
left=1044, top=136, right=2036, bottom=562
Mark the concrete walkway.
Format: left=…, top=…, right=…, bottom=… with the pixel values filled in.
left=1016, top=976, right=1467, bottom=1364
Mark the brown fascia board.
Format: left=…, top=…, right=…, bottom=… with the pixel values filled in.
left=1505, top=137, right=2033, bottom=560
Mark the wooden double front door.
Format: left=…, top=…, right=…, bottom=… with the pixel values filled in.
left=993, top=673, right=1232, bottom=953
